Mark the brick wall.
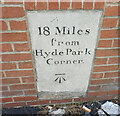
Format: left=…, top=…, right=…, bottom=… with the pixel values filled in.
left=0, top=0, right=119, bottom=108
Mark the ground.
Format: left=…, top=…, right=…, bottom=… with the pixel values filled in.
left=1, top=99, right=120, bottom=115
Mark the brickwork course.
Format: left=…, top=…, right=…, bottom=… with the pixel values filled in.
left=0, top=0, right=120, bottom=108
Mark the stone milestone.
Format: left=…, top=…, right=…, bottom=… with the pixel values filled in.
left=27, top=10, right=102, bottom=99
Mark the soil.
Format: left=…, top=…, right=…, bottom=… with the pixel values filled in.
left=1, top=99, right=120, bottom=116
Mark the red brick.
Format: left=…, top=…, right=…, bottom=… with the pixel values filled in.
left=104, top=6, right=119, bottom=16
left=118, top=29, right=120, bottom=38
left=104, top=71, right=118, bottom=78
left=95, top=58, right=107, bottom=65
left=10, top=21, right=27, bottom=30
left=0, top=64, right=3, bottom=72
left=108, top=57, right=119, bottom=64
left=90, top=79, right=114, bottom=85
left=19, top=62, right=33, bottom=69
left=75, top=97, right=96, bottom=103
left=73, top=97, right=84, bottom=102
left=27, top=100, right=49, bottom=106
left=89, top=86, right=101, bottom=91
left=94, top=1, right=104, bottom=9
left=5, top=70, right=34, bottom=77
left=96, top=49, right=119, bottom=57
left=0, top=77, right=1, bottom=84
left=0, top=63, right=2, bottom=71
left=101, top=85, right=117, bottom=91
left=49, top=0, right=59, bottom=10
left=0, top=7, right=1, bottom=18
left=0, top=21, right=8, bottom=31
left=115, top=78, right=120, bottom=83
left=2, top=53, right=32, bottom=62
left=4, top=0, right=23, bottom=4
left=24, top=89, right=37, bottom=95
left=1, top=7, right=25, bottom=18
left=0, top=104, right=2, bottom=109
left=100, top=30, right=118, bottom=39
left=25, top=1, right=35, bottom=10
left=0, top=64, right=1, bottom=72
left=2, top=91, right=23, bottom=97
left=93, top=65, right=118, bottom=72
left=51, top=99, right=72, bottom=104
left=91, top=73, right=103, bottom=79
left=108, top=90, right=120, bottom=95
left=0, top=71, right=5, bottom=78
left=115, top=77, right=120, bottom=85
left=14, top=43, right=30, bottom=51
left=83, top=97, right=95, bottom=102
left=60, top=0, right=70, bottom=10
left=2, top=33, right=28, bottom=42
left=14, top=96, right=37, bottom=102
left=0, top=86, right=8, bottom=91
left=2, top=43, right=12, bottom=52
left=2, top=78, right=20, bottom=84
left=72, top=0, right=82, bottom=9
left=102, top=18, right=118, bottom=28
left=22, top=77, right=34, bottom=83
left=3, top=102, right=26, bottom=108
left=83, top=0, right=93, bottom=10
left=88, top=91, right=107, bottom=96
left=98, top=40, right=112, bottom=48
left=0, top=33, right=1, bottom=42
left=2, top=72, right=5, bottom=78
left=113, top=39, right=120, bottom=47
left=2, top=63, right=16, bottom=70
left=10, top=84, right=35, bottom=90
left=96, top=95, right=117, bottom=101
left=1, top=98, right=13, bottom=103
left=0, top=44, right=1, bottom=53
left=37, top=0, right=47, bottom=10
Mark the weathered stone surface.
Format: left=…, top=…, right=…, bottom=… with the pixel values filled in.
left=27, top=10, right=102, bottom=99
